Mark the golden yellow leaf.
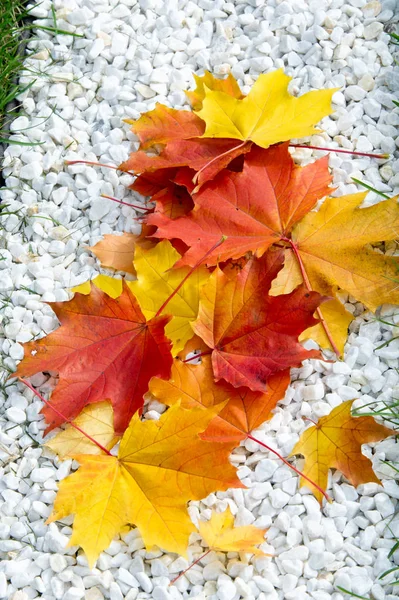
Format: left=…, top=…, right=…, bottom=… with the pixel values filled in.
left=198, top=507, right=267, bottom=555
left=290, top=400, right=395, bottom=503
left=127, top=240, right=210, bottom=353
left=186, top=71, right=243, bottom=111
left=71, top=275, right=123, bottom=299
left=197, top=69, right=337, bottom=148
left=285, top=193, right=399, bottom=313
left=270, top=249, right=354, bottom=355
left=45, top=401, right=119, bottom=459
left=47, top=402, right=242, bottom=566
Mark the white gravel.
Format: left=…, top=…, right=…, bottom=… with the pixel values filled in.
left=0, top=0, right=399, bottom=599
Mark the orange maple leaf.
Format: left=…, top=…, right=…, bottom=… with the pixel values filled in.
left=149, top=143, right=332, bottom=266
left=149, top=336, right=290, bottom=443
left=88, top=231, right=155, bottom=275
left=14, top=282, right=173, bottom=434
left=120, top=138, right=253, bottom=189
left=125, top=103, right=204, bottom=150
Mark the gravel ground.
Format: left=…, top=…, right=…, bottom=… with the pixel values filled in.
left=1, top=0, right=399, bottom=599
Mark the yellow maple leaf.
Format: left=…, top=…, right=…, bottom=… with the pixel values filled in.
left=186, top=71, right=243, bottom=111
left=272, top=192, right=399, bottom=353
left=290, top=400, right=395, bottom=503
left=198, top=507, right=267, bottom=555
left=71, top=275, right=123, bottom=299
left=196, top=69, right=337, bottom=148
left=127, top=239, right=210, bottom=353
left=47, top=402, right=242, bottom=567
left=45, top=401, right=119, bottom=459
left=271, top=250, right=354, bottom=355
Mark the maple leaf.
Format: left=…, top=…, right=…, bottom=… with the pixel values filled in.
left=149, top=336, right=290, bottom=443
left=45, top=401, right=119, bottom=459
left=125, top=103, right=204, bottom=150
left=120, top=138, right=253, bottom=190
left=276, top=192, right=399, bottom=312
left=192, top=250, right=325, bottom=391
left=130, top=168, right=195, bottom=219
left=131, top=167, right=180, bottom=196
left=198, top=507, right=267, bottom=555
left=150, top=143, right=332, bottom=267
left=127, top=240, right=210, bottom=353
left=186, top=71, right=244, bottom=111
left=14, top=282, right=172, bottom=434
left=270, top=192, right=399, bottom=352
left=88, top=232, right=155, bottom=275
left=196, top=68, right=337, bottom=149
left=71, top=274, right=123, bottom=299
left=290, top=400, right=395, bottom=503
left=47, top=402, right=243, bottom=566
left=271, top=252, right=354, bottom=355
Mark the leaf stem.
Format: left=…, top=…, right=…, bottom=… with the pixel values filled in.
left=182, top=350, right=213, bottom=363
left=18, top=378, right=113, bottom=457
left=289, top=144, right=389, bottom=160
left=281, top=237, right=340, bottom=357
left=169, top=549, right=212, bottom=586
left=65, top=160, right=135, bottom=175
left=247, top=434, right=331, bottom=502
left=192, top=140, right=249, bottom=187
left=101, top=194, right=152, bottom=211
left=154, top=237, right=226, bottom=318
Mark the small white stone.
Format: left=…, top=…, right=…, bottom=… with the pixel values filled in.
left=66, top=8, right=95, bottom=26
left=89, top=200, right=111, bottom=221
left=254, top=459, right=278, bottom=482
left=89, top=39, right=105, bottom=60
left=203, top=561, right=225, bottom=581
left=117, top=568, right=139, bottom=588
left=374, top=493, right=395, bottom=518
left=282, top=574, right=298, bottom=593
left=6, top=407, right=26, bottom=424
left=99, top=76, right=120, bottom=100
left=217, top=579, right=237, bottom=600
left=20, top=162, right=43, bottom=180
left=10, top=116, right=30, bottom=132
left=363, top=99, right=381, bottom=119
left=52, top=186, right=69, bottom=205
left=303, top=382, right=324, bottom=401
left=136, top=83, right=156, bottom=99
left=363, top=22, right=384, bottom=40
left=345, top=86, right=367, bottom=102
left=63, top=587, right=85, bottom=600
left=135, top=572, right=153, bottom=593
left=0, top=573, right=7, bottom=597
left=344, top=542, right=373, bottom=566
left=187, top=38, right=207, bottom=55
left=358, top=74, right=375, bottom=91
left=270, top=488, right=290, bottom=509
left=50, top=554, right=68, bottom=573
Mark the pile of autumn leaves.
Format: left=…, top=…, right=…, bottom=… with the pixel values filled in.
left=14, top=70, right=397, bottom=570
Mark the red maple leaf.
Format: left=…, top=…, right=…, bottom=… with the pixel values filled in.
left=149, top=143, right=332, bottom=266
left=192, top=249, right=325, bottom=391
left=15, top=282, right=173, bottom=434
left=121, top=138, right=253, bottom=189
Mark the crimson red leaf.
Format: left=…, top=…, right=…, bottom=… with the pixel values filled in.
left=15, top=282, right=173, bottom=434
left=192, top=250, right=325, bottom=391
